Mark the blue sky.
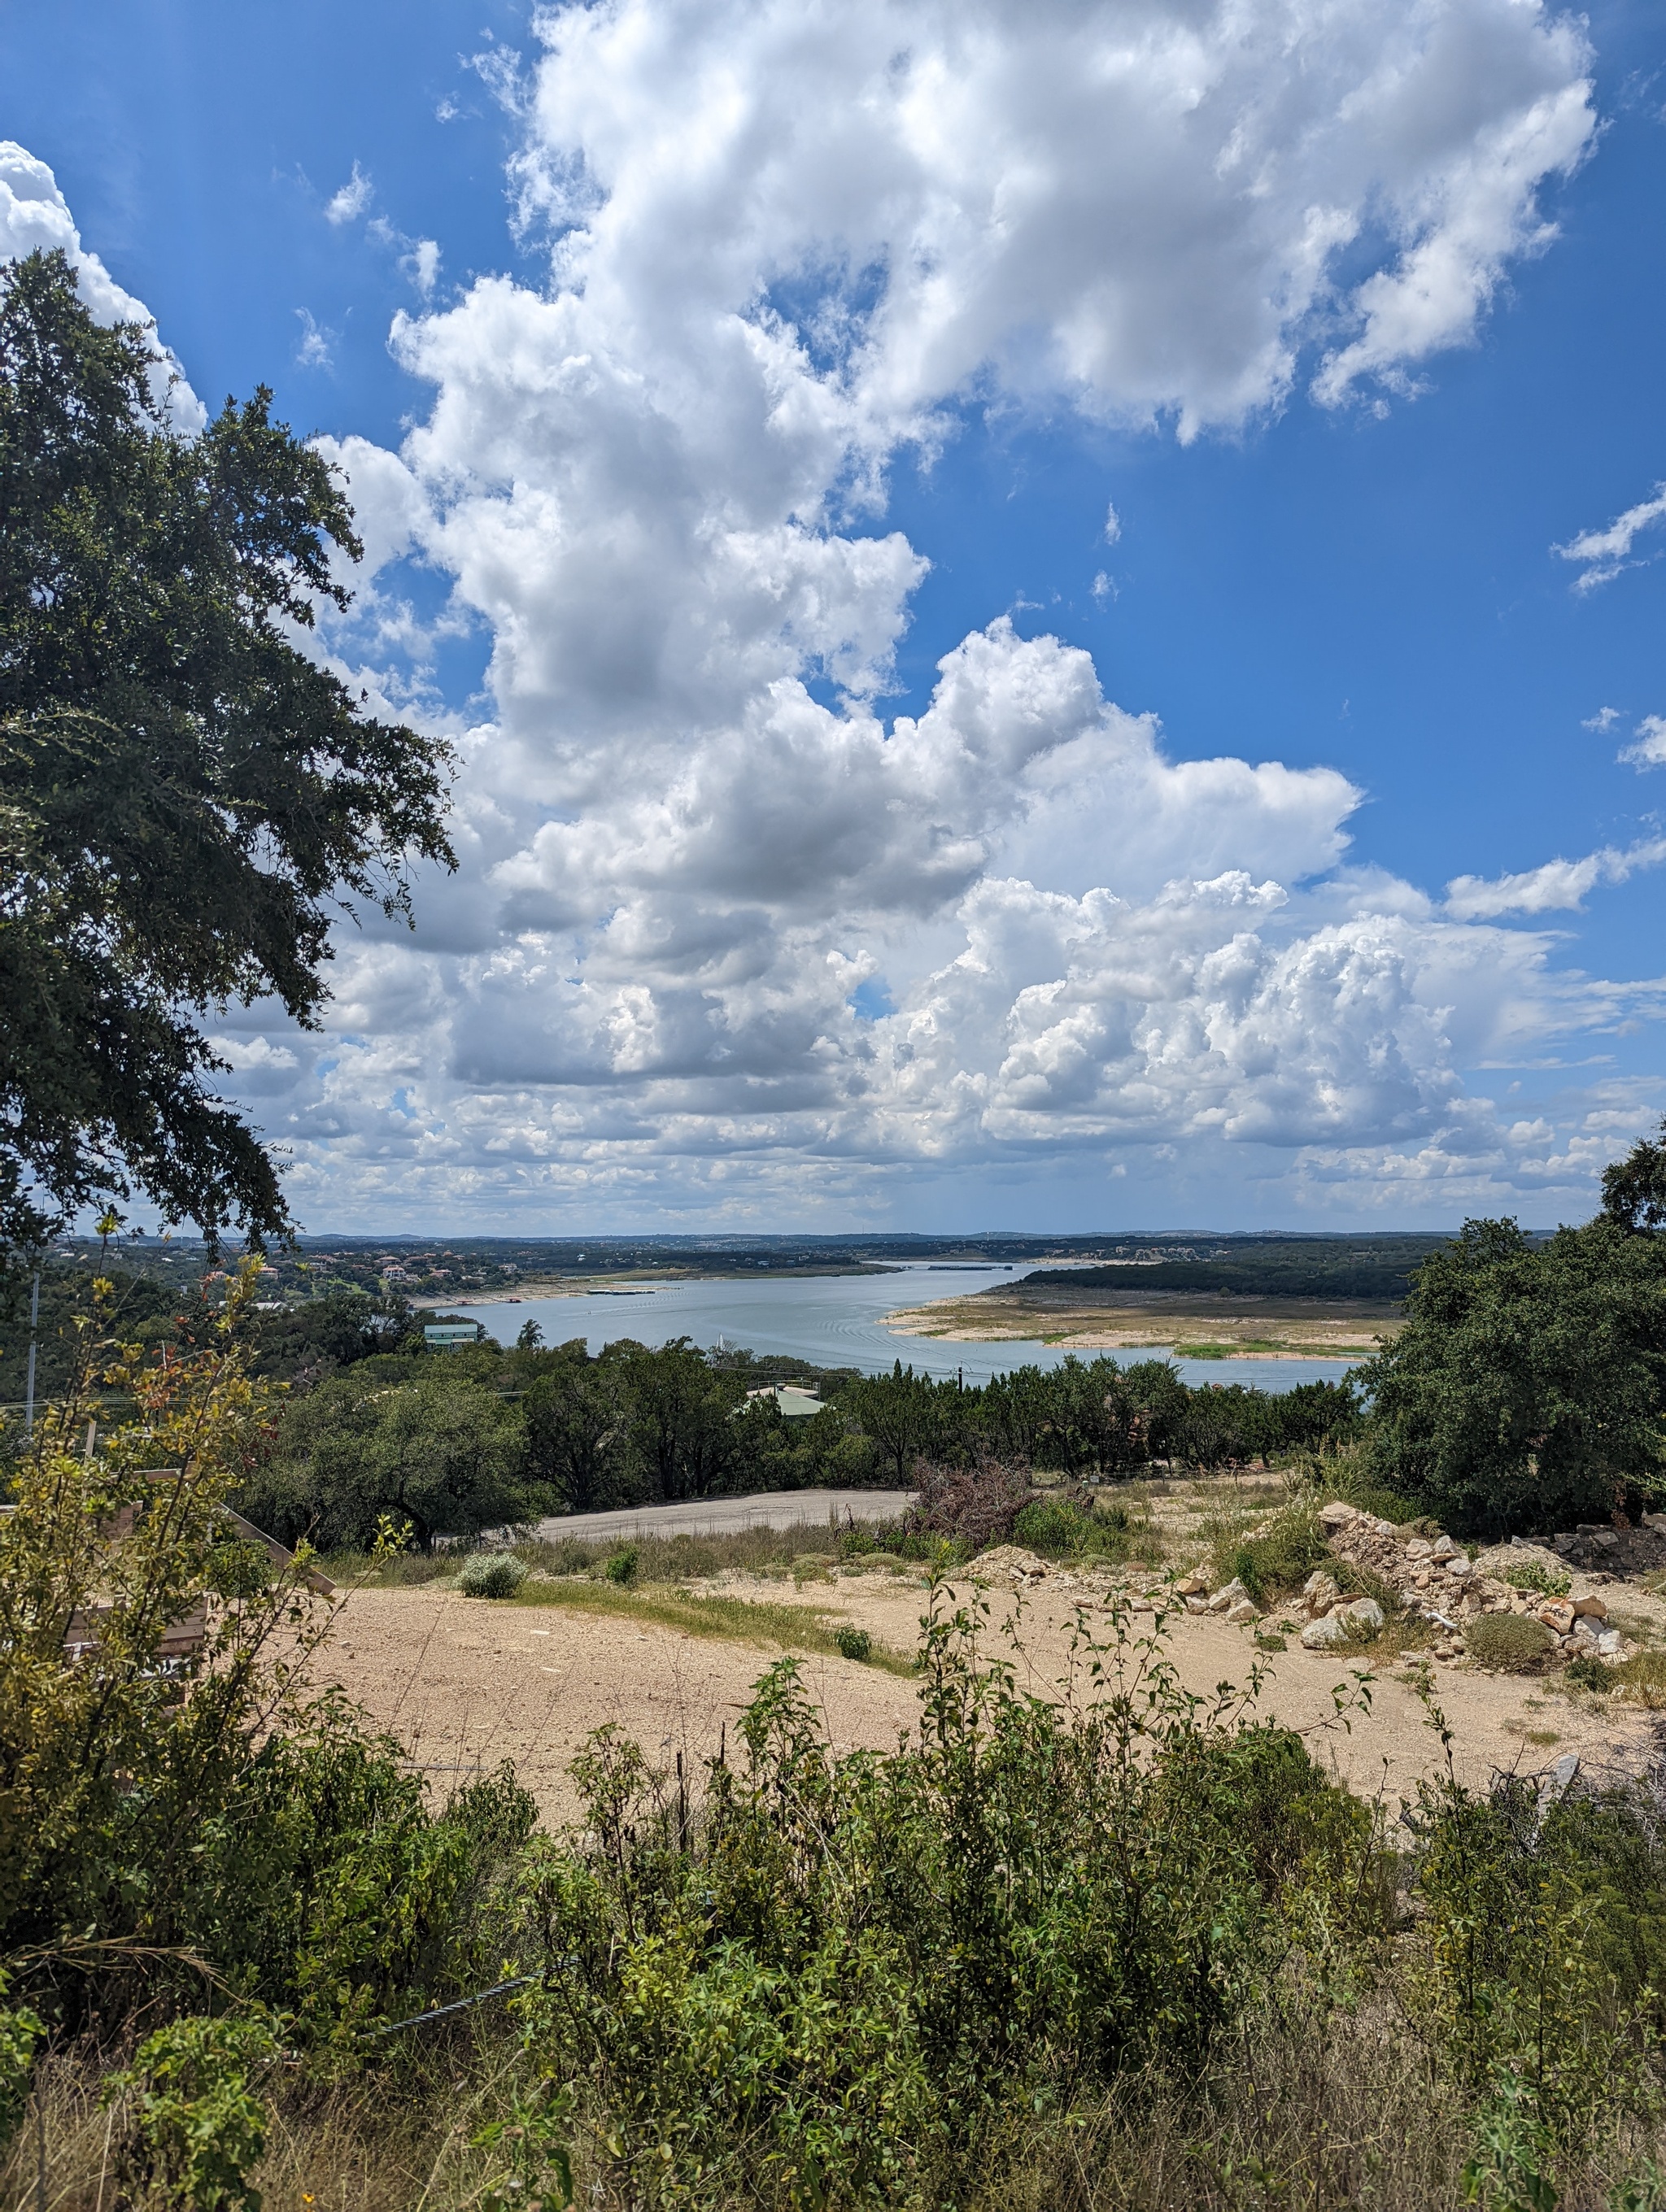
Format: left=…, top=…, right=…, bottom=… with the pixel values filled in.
left=5, top=0, right=1665, bottom=1233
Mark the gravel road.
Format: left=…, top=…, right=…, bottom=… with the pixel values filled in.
left=530, top=1487, right=916, bottom=1544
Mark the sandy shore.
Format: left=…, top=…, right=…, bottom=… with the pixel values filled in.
left=882, top=1289, right=1398, bottom=1360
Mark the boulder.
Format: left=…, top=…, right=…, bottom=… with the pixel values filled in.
left=1184, top=1596, right=1209, bottom=1615
left=1301, top=1570, right=1341, bottom=1616
left=1432, top=1535, right=1458, bottom=1561
left=1301, top=1614, right=1349, bottom=1650
left=1597, top=1629, right=1626, bottom=1661
left=1406, top=1537, right=1433, bottom=1562
left=1319, top=1500, right=1359, bottom=1532
left=1225, top=1597, right=1260, bottom=1626
left=1343, top=1596, right=1385, bottom=1634
left=1174, top=1569, right=1211, bottom=1596
left=1538, top=1600, right=1576, bottom=1635
left=1209, top=1577, right=1251, bottom=1614
left=1572, top=1592, right=1608, bottom=1620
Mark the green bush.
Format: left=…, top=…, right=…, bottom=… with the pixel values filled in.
left=457, top=1551, right=530, bottom=1599
left=1502, top=1556, right=1572, bottom=1598
left=1466, top=1613, right=1554, bottom=1671
left=1013, top=1494, right=1110, bottom=1557
left=1219, top=1503, right=1331, bottom=1604
left=835, top=1626, right=872, bottom=1662
left=511, top=1599, right=1383, bottom=2211
left=604, top=1544, right=639, bottom=1585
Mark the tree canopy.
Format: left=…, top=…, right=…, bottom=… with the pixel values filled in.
left=1361, top=1208, right=1666, bottom=1539
left=0, top=249, right=454, bottom=1254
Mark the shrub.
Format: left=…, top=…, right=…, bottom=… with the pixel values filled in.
left=906, top=1457, right=1029, bottom=1551
left=1219, top=1502, right=1331, bottom=1604
left=1466, top=1613, right=1553, bottom=1672
left=604, top=1544, right=639, bottom=1585
left=1565, top=1652, right=1615, bottom=1693
left=107, top=2014, right=278, bottom=2212
left=1014, top=1495, right=1097, bottom=1557
left=835, top=1626, right=872, bottom=1662
left=1502, top=1557, right=1571, bottom=1598
left=457, top=1551, right=530, bottom=1599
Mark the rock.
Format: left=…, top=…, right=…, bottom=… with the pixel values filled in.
left=1432, top=1535, right=1458, bottom=1561
left=1319, top=1500, right=1359, bottom=1531
left=1398, top=1587, right=1424, bottom=1613
left=1597, top=1629, right=1627, bottom=1661
left=1225, top=1597, right=1260, bottom=1626
left=1302, top=1613, right=1349, bottom=1650
left=1184, top=1596, right=1209, bottom=1615
left=1572, top=1592, right=1608, bottom=1619
left=1302, top=1570, right=1341, bottom=1616
left=1174, top=1569, right=1210, bottom=1596
left=1539, top=1600, right=1576, bottom=1635
left=1406, top=1537, right=1433, bottom=1562
left=1343, top=1596, right=1385, bottom=1633
left=1445, top=1553, right=1473, bottom=1578
left=1643, top=1513, right=1666, bottom=1535
left=1209, top=1577, right=1251, bottom=1614
left=1572, top=1614, right=1602, bottom=1646
left=1537, top=1752, right=1581, bottom=1810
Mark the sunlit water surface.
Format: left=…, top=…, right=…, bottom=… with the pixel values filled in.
left=450, top=1265, right=1358, bottom=1391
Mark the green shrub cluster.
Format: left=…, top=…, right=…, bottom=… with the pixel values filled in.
left=1466, top=1613, right=1555, bottom=1671
left=458, top=1551, right=530, bottom=1599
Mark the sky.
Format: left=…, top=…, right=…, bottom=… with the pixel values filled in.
left=3, top=0, right=1665, bottom=1236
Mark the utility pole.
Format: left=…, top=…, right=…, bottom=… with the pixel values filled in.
left=24, top=1266, right=40, bottom=1440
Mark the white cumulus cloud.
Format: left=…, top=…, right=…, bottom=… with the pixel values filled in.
left=0, top=141, right=203, bottom=428
left=1620, top=716, right=1666, bottom=770
left=2, top=1, right=1646, bottom=1224
left=1555, top=481, right=1666, bottom=592
left=1446, top=839, right=1666, bottom=920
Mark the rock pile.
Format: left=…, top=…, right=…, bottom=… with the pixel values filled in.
left=1547, top=1514, right=1666, bottom=1578
left=1319, top=1501, right=1629, bottom=1665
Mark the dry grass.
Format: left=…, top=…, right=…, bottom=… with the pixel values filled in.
left=16, top=1996, right=1666, bottom=2212
left=504, top=1574, right=918, bottom=1675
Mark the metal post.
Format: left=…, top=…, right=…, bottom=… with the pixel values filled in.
left=24, top=1266, right=40, bottom=1440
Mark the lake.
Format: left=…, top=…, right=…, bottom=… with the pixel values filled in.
left=449, top=1265, right=1359, bottom=1390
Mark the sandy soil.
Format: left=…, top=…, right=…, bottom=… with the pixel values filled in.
left=312, top=1561, right=1661, bottom=1831
left=882, top=1287, right=1401, bottom=1358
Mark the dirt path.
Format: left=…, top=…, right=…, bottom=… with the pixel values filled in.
left=313, top=1563, right=1659, bottom=1830
left=529, top=1488, right=916, bottom=1544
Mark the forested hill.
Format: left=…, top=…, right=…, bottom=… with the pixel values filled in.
left=1024, top=1234, right=1456, bottom=1304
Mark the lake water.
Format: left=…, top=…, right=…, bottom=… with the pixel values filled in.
left=450, top=1265, right=1359, bottom=1391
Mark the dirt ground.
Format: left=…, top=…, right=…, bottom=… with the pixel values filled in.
left=882, top=1286, right=1400, bottom=1358
left=311, top=1558, right=1662, bottom=1832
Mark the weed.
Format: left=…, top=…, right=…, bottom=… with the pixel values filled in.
left=835, top=1626, right=873, bottom=1662
left=603, top=1544, right=639, bottom=1585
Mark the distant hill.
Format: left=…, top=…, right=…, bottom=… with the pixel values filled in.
left=1023, top=1235, right=1454, bottom=1304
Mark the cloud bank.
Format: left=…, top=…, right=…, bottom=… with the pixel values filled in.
left=16, top=2, right=1660, bottom=1226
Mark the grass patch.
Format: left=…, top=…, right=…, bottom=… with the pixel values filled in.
left=1210, top=1500, right=1332, bottom=1605
left=508, top=1575, right=916, bottom=1675
left=1502, top=1557, right=1572, bottom=1599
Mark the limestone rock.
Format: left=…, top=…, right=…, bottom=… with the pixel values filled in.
left=1174, top=1568, right=1211, bottom=1596
left=1319, top=1500, right=1359, bottom=1532
left=1572, top=1592, right=1609, bottom=1620
left=1225, top=1597, right=1260, bottom=1626
left=1301, top=1613, right=1348, bottom=1650
left=1432, top=1535, right=1458, bottom=1561
left=1342, top=1596, right=1385, bottom=1634
left=1209, top=1577, right=1251, bottom=1614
